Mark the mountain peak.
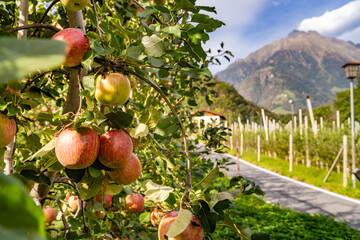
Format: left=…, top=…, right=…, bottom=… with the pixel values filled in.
left=216, top=31, right=360, bottom=113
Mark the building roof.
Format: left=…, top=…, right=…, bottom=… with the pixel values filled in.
left=191, top=109, right=226, bottom=120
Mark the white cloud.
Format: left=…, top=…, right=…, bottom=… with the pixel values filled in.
left=338, top=26, right=360, bottom=43
left=298, top=0, right=360, bottom=37
left=196, top=0, right=266, bottom=27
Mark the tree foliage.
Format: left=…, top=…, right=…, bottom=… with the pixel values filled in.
left=0, top=0, right=267, bottom=239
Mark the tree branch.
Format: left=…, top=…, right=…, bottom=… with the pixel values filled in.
left=43, top=197, right=70, bottom=238
left=132, top=0, right=167, bottom=25
left=30, top=0, right=60, bottom=38
left=8, top=23, right=61, bottom=33
left=54, top=177, right=90, bottom=233
left=125, top=68, right=192, bottom=208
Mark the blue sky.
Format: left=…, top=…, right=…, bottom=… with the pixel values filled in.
left=197, top=0, right=360, bottom=74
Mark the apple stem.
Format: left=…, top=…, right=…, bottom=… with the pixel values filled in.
left=126, top=68, right=192, bottom=207
left=43, top=197, right=71, bottom=238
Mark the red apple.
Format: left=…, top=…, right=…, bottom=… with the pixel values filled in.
left=158, top=211, right=203, bottom=240
left=151, top=208, right=161, bottom=226
left=52, top=28, right=90, bottom=67
left=94, top=209, right=106, bottom=220
left=43, top=206, right=57, bottom=226
left=67, top=195, right=79, bottom=212
left=125, top=193, right=144, bottom=213
left=95, top=73, right=131, bottom=106
left=55, top=127, right=100, bottom=169
left=108, top=153, right=141, bottom=185
left=98, top=130, right=133, bottom=169
left=0, top=113, right=16, bottom=148
left=94, top=194, right=113, bottom=208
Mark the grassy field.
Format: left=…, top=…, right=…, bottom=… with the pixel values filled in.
left=228, top=149, right=360, bottom=200
left=212, top=195, right=360, bottom=240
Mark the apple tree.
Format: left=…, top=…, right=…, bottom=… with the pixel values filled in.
left=0, top=0, right=268, bottom=239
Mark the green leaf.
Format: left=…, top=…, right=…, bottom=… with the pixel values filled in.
left=81, top=75, right=96, bottom=95
left=105, top=183, right=123, bottom=195
left=0, top=172, right=46, bottom=239
left=195, top=165, right=219, bottom=190
left=221, top=215, right=252, bottom=240
left=105, top=111, right=133, bottom=129
left=65, top=168, right=85, bottom=183
left=209, top=189, right=243, bottom=209
left=142, top=180, right=173, bottom=202
left=163, top=25, right=181, bottom=38
left=193, top=200, right=217, bottom=233
left=139, top=212, right=150, bottom=223
left=130, top=123, right=149, bottom=138
left=142, top=35, right=165, bottom=57
left=93, top=41, right=114, bottom=56
left=79, top=174, right=103, bottom=200
left=175, top=0, right=196, bottom=11
left=148, top=56, right=165, bottom=67
left=126, top=45, right=146, bottom=61
left=166, top=209, right=192, bottom=238
left=25, top=138, right=56, bottom=162
left=88, top=167, right=101, bottom=178
left=0, top=38, right=66, bottom=83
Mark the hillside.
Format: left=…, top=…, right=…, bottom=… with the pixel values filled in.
left=216, top=30, right=360, bottom=113
left=196, top=77, right=278, bottom=123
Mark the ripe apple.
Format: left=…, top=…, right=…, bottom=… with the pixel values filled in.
left=158, top=211, right=203, bottom=240
left=60, top=0, right=89, bottom=12
left=94, top=209, right=106, bottom=220
left=151, top=208, right=161, bottom=226
left=43, top=206, right=57, bottom=226
left=94, top=194, right=113, bottom=208
left=125, top=193, right=144, bottom=213
left=0, top=113, right=16, bottom=148
left=55, top=127, right=100, bottom=169
left=95, top=73, right=131, bottom=106
left=67, top=195, right=79, bottom=212
left=52, top=28, right=90, bottom=67
left=98, top=130, right=133, bottom=169
left=108, top=153, right=141, bottom=185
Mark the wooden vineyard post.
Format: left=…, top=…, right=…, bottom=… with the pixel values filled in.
left=289, top=133, right=293, bottom=172
left=337, top=110, right=340, bottom=129
left=299, top=108, right=303, bottom=136
left=323, top=145, right=344, bottom=183
left=343, top=135, right=348, bottom=187
left=257, top=134, right=261, bottom=162
left=230, top=123, right=233, bottom=151
left=235, top=123, right=240, bottom=175
left=305, top=116, right=310, bottom=167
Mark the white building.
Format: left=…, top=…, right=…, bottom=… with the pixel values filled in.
left=192, top=109, right=226, bottom=128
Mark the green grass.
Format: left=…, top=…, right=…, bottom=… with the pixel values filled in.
left=213, top=195, right=360, bottom=240
left=228, top=150, right=360, bottom=200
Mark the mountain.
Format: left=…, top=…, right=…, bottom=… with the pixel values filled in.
left=216, top=30, right=360, bottom=113
left=196, top=77, right=279, bottom=123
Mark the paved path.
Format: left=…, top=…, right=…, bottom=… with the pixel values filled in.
left=205, top=150, right=360, bottom=230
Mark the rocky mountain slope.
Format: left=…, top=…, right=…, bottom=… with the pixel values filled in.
left=216, top=30, right=360, bottom=113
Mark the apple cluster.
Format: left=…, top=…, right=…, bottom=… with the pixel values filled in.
left=55, top=128, right=142, bottom=185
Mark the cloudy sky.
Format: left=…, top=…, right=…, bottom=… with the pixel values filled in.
left=196, top=0, right=360, bottom=74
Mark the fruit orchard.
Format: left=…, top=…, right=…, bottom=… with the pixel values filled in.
left=0, top=0, right=268, bottom=239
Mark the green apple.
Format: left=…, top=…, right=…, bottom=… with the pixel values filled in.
left=60, top=0, right=90, bottom=12
left=95, top=73, right=131, bottom=106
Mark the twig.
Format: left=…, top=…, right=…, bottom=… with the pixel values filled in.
left=174, top=11, right=187, bottom=25
left=43, top=197, right=70, bottom=238
left=53, top=177, right=90, bottom=233
left=30, top=0, right=60, bottom=38
left=206, top=233, right=214, bottom=240
left=132, top=0, right=167, bottom=25
left=91, top=0, right=102, bottom=37
left=8, top=23, right=61, bottom=33
left=125, top=68, right=192, bottom=208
